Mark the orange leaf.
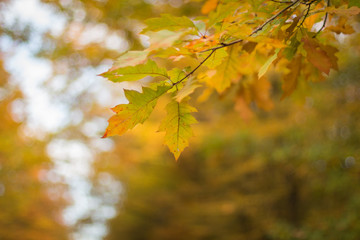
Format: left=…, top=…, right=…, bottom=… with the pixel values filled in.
left=327, top=16, right=355, bottom=34
left=326, top=6, right=360, bottom=16
left=201, top=0, right=218, bottom=14
left=281, top=55, right=302, bottom=100
left=253, top=76, right=274, bottom=111
left=235, top=96, right=254, bottom=121
left=302, top=37, right=337, bottom=75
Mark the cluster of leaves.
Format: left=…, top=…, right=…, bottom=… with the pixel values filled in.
left=101, top=0, right=360, bottom=159
left=97, top=60, right=360, bottom=240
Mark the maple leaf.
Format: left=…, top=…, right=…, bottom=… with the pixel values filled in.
left=168, top=68, right=186, bottom=84
left=111, top=51, right=149, bottom=69
left=184, top=34, right=219, bottom=53
left=208, top=2, right=237, bottom=28
left=302, top=37, right=338, bottom=75
left=201, top=0, right=218, bottom=14
left=236, top=75, right=273, bottom=118
left=101, top=60, right=169, bottom=82
left=142, top=14, right=196, bottom=33
left=198, top=45, right=241, bottom=93
left=147, top=30, right=185, bottom=52
left=202, top=48, right=228, bottom=69
left=175, top=77, right=200, bottom=102
left=326, top=6, right=360, bottom=16
left=103, top=86, right=170, bottom=138
left=159, top=99, right=198, bottom=160
left=327, top=17, right=355, bottom=35
left=235, top=95, right=254, bottom=121
left=253, top=76, right=274, bottom=111
left=281, top=55, right=302, bottom=100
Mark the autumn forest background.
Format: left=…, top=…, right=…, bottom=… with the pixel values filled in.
left=0, top=0, right=360, bottom=239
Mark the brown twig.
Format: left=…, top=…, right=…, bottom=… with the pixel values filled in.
left=270, top=0, right=294, bottom=4
left=172, top=50, right=215, bottom=86
left=313, top=0, right=330, bottom=37
left=298, top=1, right=313, bottom=27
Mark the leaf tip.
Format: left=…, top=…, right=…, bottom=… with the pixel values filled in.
left=173, top=151, right=181, bottom=161
left=98, top=70, right=110, bottom=78
left=102, top=131, right=109, bottom=138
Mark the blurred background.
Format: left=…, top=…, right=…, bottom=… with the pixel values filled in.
left=0, top=0, right=359, bottom=239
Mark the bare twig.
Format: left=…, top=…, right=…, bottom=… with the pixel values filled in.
left=270, top=0, right=294, bottom=4
left=172, top=50, right=215, bottom=86
left=314, top=0, right=330, bottom=37
left=298, top=2, right=312, bottom=27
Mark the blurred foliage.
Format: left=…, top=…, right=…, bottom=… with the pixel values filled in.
left=0, top=62, right=69, bottom=240
left=93, top=59, right=360, bottom=240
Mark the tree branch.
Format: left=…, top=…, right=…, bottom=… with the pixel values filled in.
left=314, top=0, right=330, bottom=37
left=270, top=0, right=294, bottom=4
left=172, top=50, right=215, bottom=86
left=298, top=1, right=312, bottom=27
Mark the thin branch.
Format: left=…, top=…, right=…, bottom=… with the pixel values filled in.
left=172, top=50, right=216, bottom=86
left=251, top=0, right=301, bottom=36
left=314, top=0, right=330, bottom=37
left=270, top=0, right=294, bottom=4
left=304, top=0, right=318, bottom=5
left=298, top=2, right=312, bottom=27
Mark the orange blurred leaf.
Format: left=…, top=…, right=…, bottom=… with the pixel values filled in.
left=302, top=37, right=338, bottom=75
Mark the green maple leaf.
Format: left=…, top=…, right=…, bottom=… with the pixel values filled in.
left=101, top=60, right=169, bottom=82
left=103, top=86, right=170, bottom=138
left=159, top=99, right=198, bottom=160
